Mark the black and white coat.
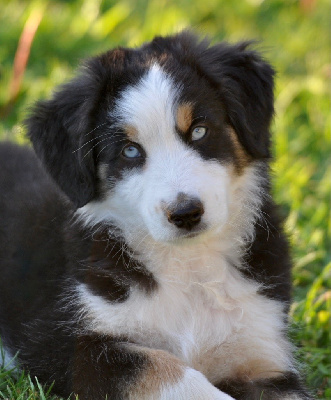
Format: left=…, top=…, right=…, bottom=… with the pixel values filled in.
left=0, top=32, right=312, bottom=399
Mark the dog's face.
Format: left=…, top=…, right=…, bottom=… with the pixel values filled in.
left=27, top=32, right=274, bottom=244
left=86, top=64, right=236, bottom=242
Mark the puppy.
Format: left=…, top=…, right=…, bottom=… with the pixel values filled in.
left=0, top=32, right=312, bottom=399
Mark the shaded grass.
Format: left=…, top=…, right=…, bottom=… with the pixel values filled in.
left=0, top=371, right=57, bottom=400
left=0, top=342, right=56, bottom=400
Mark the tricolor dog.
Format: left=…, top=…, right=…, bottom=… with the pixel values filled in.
left=0, top=32, right=312, bottom=399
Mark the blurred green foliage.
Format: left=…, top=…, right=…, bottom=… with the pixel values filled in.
left=0, top=0, right=330, bottom=398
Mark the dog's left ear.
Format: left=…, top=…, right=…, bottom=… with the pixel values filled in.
left=194, top=37, right=275, bottom=159
left=26, top=66, right=102, bottom=208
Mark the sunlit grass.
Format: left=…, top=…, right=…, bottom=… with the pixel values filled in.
left=0, top=0, right=330, bottom=398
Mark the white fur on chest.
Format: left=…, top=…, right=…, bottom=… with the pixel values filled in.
left=76, top=237, right=293, bottom=383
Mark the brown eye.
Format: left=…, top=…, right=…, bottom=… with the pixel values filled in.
left=191, top=126, right=207, bottom=141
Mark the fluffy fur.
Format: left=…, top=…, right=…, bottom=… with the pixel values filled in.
left=0, top=32, right=312, bottom=399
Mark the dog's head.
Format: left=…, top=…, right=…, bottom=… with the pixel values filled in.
left=27, top=32, right=274, bottom=243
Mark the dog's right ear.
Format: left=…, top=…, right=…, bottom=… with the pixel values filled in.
left=26, top=65, right=102, bottom=208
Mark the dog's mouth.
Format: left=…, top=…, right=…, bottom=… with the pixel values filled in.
left=170, top=222, right=209, bottom=242
left=180, top=231, right=202, bottom=239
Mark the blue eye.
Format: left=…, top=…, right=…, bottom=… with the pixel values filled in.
left=191, top=126, right=207, bottom=141
left=122, top=144, right=141, bottom=158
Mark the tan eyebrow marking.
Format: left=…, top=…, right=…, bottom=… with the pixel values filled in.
left=124, top=125, right=138, bottom=141
left=176, top=103, right=193, bottom=133
left=227, top=127, right=251, bottom=174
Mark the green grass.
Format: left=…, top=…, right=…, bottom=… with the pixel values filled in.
left=0, top=0, right=330, bottom=398
left=0, top=371, right=56, bottom=400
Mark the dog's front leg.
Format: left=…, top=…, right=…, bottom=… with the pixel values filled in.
left=216, top=374, right=313, bottom=400
left=71, top=334, right=235, bottom=400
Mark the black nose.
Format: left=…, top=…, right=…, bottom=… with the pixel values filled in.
left=167, top=199, right=204, bottom=230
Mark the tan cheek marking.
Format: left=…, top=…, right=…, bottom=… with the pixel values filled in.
left=191, top=346, right=283, bottom=384
left=128, top=348, right=185, bottom=398
left=125, top=125, right=139, bottom=141
left=176, top=103, right=193, bottom=133
left=227, top=127, right=251, bottom=174
left=234, top=358, right=285, bottom=381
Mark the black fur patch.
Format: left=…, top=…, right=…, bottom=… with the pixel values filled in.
left=70, top=335, right=149, bottom=400
left=66, top=224, right=157, bottom=303
left=217, top=372, right=312, bottom=400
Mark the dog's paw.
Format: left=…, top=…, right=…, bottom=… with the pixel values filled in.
left=159, top=368, right=235, bottom=400
left=126, top=348, right=235, bottom=400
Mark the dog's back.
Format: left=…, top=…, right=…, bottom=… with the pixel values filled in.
left=0, top=143, right=68, bottom=347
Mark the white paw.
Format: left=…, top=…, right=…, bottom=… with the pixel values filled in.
left=159, top=368, right=235, bottom=400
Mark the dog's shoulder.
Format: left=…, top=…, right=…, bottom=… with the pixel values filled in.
left=0, top=142, right=73, bottom=329
left=0, top=142, right=62, bottom=202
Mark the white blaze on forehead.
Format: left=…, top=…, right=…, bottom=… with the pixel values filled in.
left=112, top=64, right=180, bottom=146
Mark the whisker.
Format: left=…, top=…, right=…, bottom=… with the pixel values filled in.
left=96, top=144, right=111, bottom=160
left=73, top=132, right=111, bottom=153
left=84, top=122, right=107, bottom=137
left=82, top=137, right=112, bottom=159
left=83, top=137, right=126, bottom=159
left=96, top=139, right=127, bottom=160
left=74, top=127, right=125, bottom=154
